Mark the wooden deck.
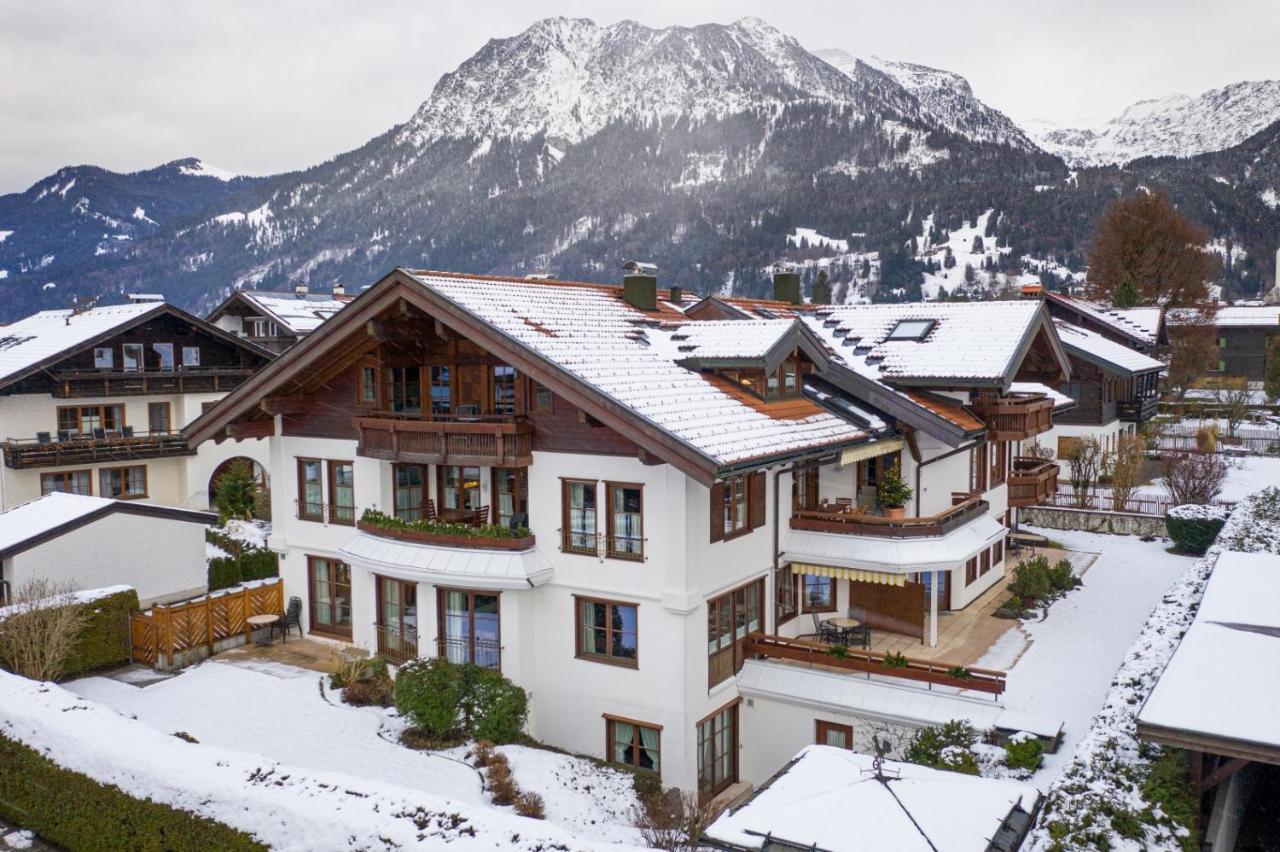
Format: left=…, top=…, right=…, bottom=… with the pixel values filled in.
left=214, top=637, right=339, bottom=673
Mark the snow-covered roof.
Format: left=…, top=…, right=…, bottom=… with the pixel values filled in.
left=1196, top=305, right=1280, bottom=328
left=704, top=744, right=1042, bottom=852
left=339, top=531, right=553, bottom=590
left=0, top=302, right=163, bottom=385
left=1052, top=320, right=1165, bottom=376
left=1045, top=292, right=1163, bottom=345
left=405, top=271, right=880, bottom=466
left=805, top=301, right=1051, bottom=385
left=1138, top=551, right=1280, bottom=755
left=236, top=291, right=351, bottom=333
left=669, top=319, right=796, bottom=360
left=783, top=513, right=1006, bottom=573
left=0, top=492, right=117, bottom=552
left=1009, top=382, right=1075, bottom=410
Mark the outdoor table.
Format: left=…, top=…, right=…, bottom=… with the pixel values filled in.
left=827, top=617, right=862, bottom=630
left=247, top=613, right=279, bottom=647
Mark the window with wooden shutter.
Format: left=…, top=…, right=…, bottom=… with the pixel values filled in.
left=965, top=556, right=978, bottom=585
left=709, top=481, right=725, bottom=542
left=748, top=471, right=766, bottom=530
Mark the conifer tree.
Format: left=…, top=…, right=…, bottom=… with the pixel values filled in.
left=1112, top=274, right=1140, bottom=308
left=811, top=269, right=832, bottom=305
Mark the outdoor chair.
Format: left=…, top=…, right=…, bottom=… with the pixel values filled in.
left=811, top=613, right=840, bottom=643
left=121, top=425, right=134, bottom=438
left=844, top=625, right=870, bottom=649
left=273, top=596, right=302, bottom=641
left=36, top=431, right=51, bottom=444
left=424, top=499, right=438, bottom=522
left=92, top=428, right=107, bottom=440
left=471, top=504, right=491, bottom=527
left=57, top=429, right=72, bottom=442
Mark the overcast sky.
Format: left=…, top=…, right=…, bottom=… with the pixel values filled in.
left=2, top=0, right=1277, bottom=193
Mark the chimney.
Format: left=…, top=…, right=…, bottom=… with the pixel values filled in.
left=772, top=270, right=802, bottom=305
left=622, top=260, right=658, bottom=311
left=332, top=282, right=345, bottom=296
left=668, top=285, right=684, bottom=304
left=1021, top=283, right=1044, bottom=299
left=295, top=282, right=309, bottom=296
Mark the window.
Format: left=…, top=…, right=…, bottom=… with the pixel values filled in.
left=886, top=319, right=935, bottom=341
left=93, top=347, right=113, bottom=369
left=707, top=579, right=764, bottom=688
left=58, top=404, right=124, bottom=438
left=993, top=539, right=1004, bottom=566
left=577, top=597, right=638, bottom=666
left=122, top=343, right=144, bottom=372
left=430, top=366, right=451, bottom=415
left=722, top=476, right=748, bottom=537
left=297, top=458, right=324, bottom=521
left=438, top=589, right=500, bottom=670
left=41, top=470, right=91, bottom=496
left=387, top=366, right=422, bottom=415
left=375, top=576, right=418, bottom=664
left=710, top=472, right=765, bottom=543
left=393, top=464, right=427, bottom=522
left=492, top=365, right=517, bottom=415
left=606, top=483, right=643, bottom=559
left=971, top=443, right=989, bottom=492
left=440, top=465, right=481, bottom=513
left=308, top=557, right=352, bottom=637
left=697, top=702, right=739, bottom=797
left=99, top=465, right=146, bottom=499
left=776, top=565, right=798, bottom=624
left=792, top=467, right=819, bottom=511
left=606, top=717, right=660, bottom=773
left=328, top=460, right=355, bottom=525
left=358, top=362, right=378, bottom=407
left=980, top=548, right=992, bottom=576
left=532, top=382, right=554, bottom=412
left=182, top=346, right=200, bottom=367
left=990, top=440, right=1007, bottom=487
left=148, top=402, right=171, bottom=434
left=816, top=720, right=854, bottom=750
left=965, top=555, right=978, bottom=585
left=801, top=575, right=835, bottom=613
left=562, top=479, right=597, bottom=554
left=493, top=467, right=528, bottom=529
left=153, top=343, right=175, bottom=371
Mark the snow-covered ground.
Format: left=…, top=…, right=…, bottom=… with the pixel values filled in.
left=976, top=532, right=1196, bottom=780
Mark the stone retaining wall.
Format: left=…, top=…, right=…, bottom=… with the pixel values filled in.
left=1020, top=506, right=1167, bottom=537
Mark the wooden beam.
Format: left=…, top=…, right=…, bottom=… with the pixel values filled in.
left=1202, top=757, right=1249, bottom=792
left=260, top=396, right=310, bottom=416
left=900, top=424, right=923, bottom=465
left=227, top=420, right=274, bottom=441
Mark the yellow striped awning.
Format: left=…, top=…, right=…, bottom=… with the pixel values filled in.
left=839, top=438, right=904, bottom=467
left=791, top=563, right=906, bottom=587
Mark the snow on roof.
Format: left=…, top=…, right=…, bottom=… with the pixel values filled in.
left=1138, top=550, right=1280, bottom=750
left=1195, top=305, right=1280, bottom=327
left=237, top=291, right=351, bottom=333
left=339, top=531, right=553, bottom=590
left=0, top=492, right=117, bottom=552
left=805, top=301, right=1045, bottom=384
left=1051, top=320, right=1165, bottom=375
left=1009, top=381, right=1075, bottom=410
left=704, top=744, right=1041, bottom=852
left=404, top=271, right=878, bottom=465
left=668, top=319, right=796, bottom=360
left=1046, top=293, right=1162, bottom=344
left=783, top=513, right=1006, bottom=572
left=0, top=302, right=163, bottom=384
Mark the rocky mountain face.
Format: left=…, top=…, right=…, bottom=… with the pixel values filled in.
left=0, top=18, right=1278, bottom=320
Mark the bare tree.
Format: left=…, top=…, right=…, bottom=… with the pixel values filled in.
left=1065, top=437, right=1102, bottom=509
left=634, top=787, right=718, bottom=851
left=1107, top=434, right=1146, bottom=512
left=1217, top=385, right=1252, bottom=438
left=0, top=579, right=90, bottom=681
left=1162, top=452, right=1228, bottom=506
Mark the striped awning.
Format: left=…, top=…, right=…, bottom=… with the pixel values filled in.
left=839, top=438, right=904, bottom=467
left=791, top=563, right=906, bottom=587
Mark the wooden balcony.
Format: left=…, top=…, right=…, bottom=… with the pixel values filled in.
left=50, top=366, right=256, bottom=399
left=969, top=393, right=1054, bottom=441
left=790, top=496, right=989, bottom=539
left=355, top=413, right=533, bottom=467
left=1006, top=457, right=1059, bottom=508
left=2, top=431, right=194, bottom=470
left=1116, top=395, right=1159, bottom=423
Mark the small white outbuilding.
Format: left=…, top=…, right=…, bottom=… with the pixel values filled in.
left=0, top=492, right=214, bottom=607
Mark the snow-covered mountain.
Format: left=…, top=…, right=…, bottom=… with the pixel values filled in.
left=1030, top=80, right=1280, bottom=166
left=815, top=49, right=1036, bottom=150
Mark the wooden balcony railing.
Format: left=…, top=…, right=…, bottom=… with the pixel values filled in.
left=50, top=366, right=256, bottom=399
left=790, top=496, right=989, bottom=539
left=1116, top=395, right=1159, bottom=423
left=373, top=624, right=418, bottom=667
left=1006, top=458, right=1060, bottom=508
left=2, top=431, right=194, bottom=470
left=742, top=633, right=1006, bottom=696
left=355, top=414, right=533, bottom=467
left=969, top=393, right=1054, bottom=441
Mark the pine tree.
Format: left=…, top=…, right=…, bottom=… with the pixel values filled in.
left=943, top=248, right=956, bottom=269
left=1264, top=335, right=1280, bottom=403
left=213, top=460, right=258, bottom=523
left=811, top=269, right=832, bottom=305
left=964, top=263, right=976, bottom=285
left=972, top=235, right=984, bottom=253
left=1112, top=274, right=1140, bottom=308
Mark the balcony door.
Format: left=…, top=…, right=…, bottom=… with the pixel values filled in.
left=437, top=589, right=500, bottom=670
left=376, top=576, right=418, bottom=665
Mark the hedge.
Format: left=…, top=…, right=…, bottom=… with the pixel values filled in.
left=66, top=587, right=139, bottom=677
left=0, top=732, right=265, bottom=851
left=1166, top=504, right=1230, bottom=555
left=395, top=658, right=529, bottom=744
left=206, top=529, right=278, bottom=592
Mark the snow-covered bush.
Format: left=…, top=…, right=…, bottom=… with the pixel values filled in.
left=1003, top=732, right=1044, bottom=773
left=904, top=720, right=980, bottom=775
left=1165, top=503, right=1230, bottom=555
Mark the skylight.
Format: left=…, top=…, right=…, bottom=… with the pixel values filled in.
left=885, top=319, right=935, bottom=341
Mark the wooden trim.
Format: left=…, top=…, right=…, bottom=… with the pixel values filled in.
left=306, top=555, right=353, bottom=640
left=696, top=699, right=741, bottom=797
left=296, top=457, right=324, bottom=521
left=604, top=481, right=644, bottom=561
left=39, top=468, right=94, bottom=497
left=604, top=715, right=662, bottom=774
left=147, top=400, right=173, bottom=434
left=98, top=464, right=147, bottom=500
left=327, top=459, right=355, bottom=526
left=392, top=463, right=427, bottom=521
left=435, top=587, right=503, bottom=673
left=561, top=478, right=598, bottom=556
left=356, top=355, right=380, bottom=408
left=575, top=595, right=639, bottom=668
left=815, top=719, right=854, bottom=749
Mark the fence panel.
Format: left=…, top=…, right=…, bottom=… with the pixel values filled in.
left=128, top=579, right=283, bottom=669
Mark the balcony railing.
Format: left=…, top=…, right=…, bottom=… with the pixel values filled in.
left=742, top=633, right=1007, bottom=696
left=295, top=500, right=356, bottom=526
left=1, top=430, right=194, bottom=470
left=355, top=413, right=533, bottom=467
left=1116, top=395, right=1159, bottom=423
left=790, top=496, right=989, bottom=539
left=436, top=635, right=502, bottom=671
left=558, top=529, right=647, bottom=560
left=50, top=365, right=256, bottom=398
left=1006, top=458, right=1060, bottom=508
left=373, top=624, right=418, bottom=667
left=969, top=393, right=1054, bottom=441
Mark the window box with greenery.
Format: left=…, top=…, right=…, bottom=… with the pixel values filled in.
left=876, top=462, right=913, bottom=519
left=357, top=509, right=534, bottom=550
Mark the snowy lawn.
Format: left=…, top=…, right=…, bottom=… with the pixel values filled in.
left=1132, top=454, right=1280, bottom=504
left=976, top=531, right=1196, bottom=780
left=66, top=659, right=646, bottom=848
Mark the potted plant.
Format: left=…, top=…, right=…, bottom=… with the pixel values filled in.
left=876, top=462, right=913, bottom=519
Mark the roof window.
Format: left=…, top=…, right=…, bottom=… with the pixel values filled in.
left=885, top=319, right=935, bottom=341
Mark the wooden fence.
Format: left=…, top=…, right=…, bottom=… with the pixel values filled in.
left=1047, top=487, right=1234, bottom=518
left=1153, top=424, right=1280, bottom=455
left=130, top=579, right=283, bottom=669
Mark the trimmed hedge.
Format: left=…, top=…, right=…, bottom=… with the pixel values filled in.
left=206, top=529, right=278, bottom=592
left=395, top=657, right=529, bottom=744
left=66, top=588, right=139, bottom=677
left=0, top=732, right=265, bottom=851
left=1166, top=504, right=1230, bottom=555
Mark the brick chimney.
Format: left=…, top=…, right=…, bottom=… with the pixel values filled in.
left=668, top=285, right=684, bottom=304
left=1020, top=283, right=1044, bottom=299
left=295, top=282, right=309, bottom=296
left=772, top=270, right=802, bottom=305
left=622, top=261, right=658, bottom=311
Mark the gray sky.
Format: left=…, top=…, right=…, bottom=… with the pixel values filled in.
left=2, top=0, right=1278, bottom=193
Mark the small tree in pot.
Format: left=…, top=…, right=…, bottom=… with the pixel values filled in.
left=877, top=462, right=913, bottom=519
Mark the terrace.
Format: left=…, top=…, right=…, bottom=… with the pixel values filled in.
left=1, top=430, right=194, bottom=470
left=354, top=412, right=534, bottom=468
left=969, top=392, right=1054, bottom=441
left=1006, top=457, right=1060, bottom=507
left=789, top=494, right=988, bottom=538
left=50, top=365, right=256, bottom=398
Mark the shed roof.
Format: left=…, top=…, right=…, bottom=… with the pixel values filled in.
left=0, top=492, right=214, bottom=559
left=1052, top=320, right=1166, bottom=376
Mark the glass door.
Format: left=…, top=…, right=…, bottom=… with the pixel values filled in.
left=438, top=589, right=501, bottom=670
left=376, top=576, right=418, bottom=664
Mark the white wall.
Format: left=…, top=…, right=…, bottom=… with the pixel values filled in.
left=1036, top=419, right=1133, bottom=461
left=4, top=510, right=208, bottom=606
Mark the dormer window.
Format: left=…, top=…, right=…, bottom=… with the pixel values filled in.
left=886, top=319, right=935, bottom=341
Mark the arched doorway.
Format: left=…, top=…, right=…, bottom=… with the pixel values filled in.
left=208, top=456, right=269, bottom=511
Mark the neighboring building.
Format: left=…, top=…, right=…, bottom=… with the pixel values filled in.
left=1042, top=290, right=1166, bottom=355
left=1168, top=305, right=1280, bottom=383
left=186, top=267, right=1070, bottom=796
left=206, top=286, right=353, bottom=353
left=0, top=299, right=274, bottom=511
left=1039, top=320, right=1165, bottom=460
left=0, top=492, right=214, bottom=607
left=703, top=745, right=1042, bottom=852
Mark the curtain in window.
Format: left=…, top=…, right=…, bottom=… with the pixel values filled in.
left=638, top=725, right=660, bottom=772
left=611, top=486, right=642, bottom=555
left=442, top=590, right=471, bottom=665
left=569, top=482, right=596, bottom=549
left=395, top=465, right=424, bottom=521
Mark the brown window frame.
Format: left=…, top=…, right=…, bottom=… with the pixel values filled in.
left=308, top=555, right=353, bottom=639
left=993, top=539, right=1004, bottom=566
left=721, top=475, right=749, bottom=539
left=980, top=547, right=992, bottom=577
left=697, top=700, right=740, bottom=798
left=605, top=481, right=644, bottom=560
left=575, top=596, right=639, bottom=668
left=147, top=401, right=172, bottom=434
left=816, top=719, right=854, bottom=750
left=971, top=443, right=989, bottom=493
left=605, top=715, right=661, bottom=774
left=327, top=459, right=355, bottom=526
left=357, top=357, right=379, bottom=408
left=385, top=364, right=423, bottom=415
left=438, top=464, right=482, bottom=514
left=707, top=578, right=765, bottom=689
left=965, top=555, right=978, bottom=586
left=201, top=401, right=218, bottom=414
left=374, top=575, right=418, bottom=664
left=531, top=380, right=554, bottom=413
left=57, top=403, right=124, bottom=437
left=800, top=574, right=836, bottom=614
left=122, top=343, right=144, bottom=372
left=493, top=467, right=528, bottom=529
left=436, top=588, right=502, bottom=671
left=792, top=466, right=819, bottom=511
left=99, top=465, right=147, bottom=499
left=776, top=564, right=800, bottom=626
left=297, top=457, right=324, bottom=522
left=990, top=440, right=1007, bottom=487
left=40, top=469, right=92, bottom=496
left=561, top=478, right=598, bottom=555
left=393, top=463, right=427, bottom=522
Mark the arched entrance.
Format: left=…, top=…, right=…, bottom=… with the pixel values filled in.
left=208, top=456, right=269, bottom=511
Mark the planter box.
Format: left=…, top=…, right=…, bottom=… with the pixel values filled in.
left=356, top=519, right=535, bottom=551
